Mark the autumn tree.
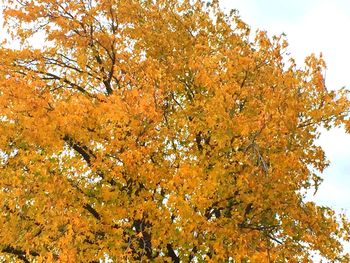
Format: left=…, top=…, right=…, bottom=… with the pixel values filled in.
left=0, top=0, right=350, bottom=262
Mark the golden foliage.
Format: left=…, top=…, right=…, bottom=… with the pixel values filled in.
left=0, top=0, right=349, bottom=262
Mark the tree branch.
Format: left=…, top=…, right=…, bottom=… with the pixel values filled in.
left=83, top=204, right=101, bottom=221
left=63, top=135, right=96, bottom=166
left=167, top=244, right=180, bottom=263
left=2, top=245, right=39, bottom=263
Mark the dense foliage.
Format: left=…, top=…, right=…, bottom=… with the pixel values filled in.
left=0, top=0, right=350, bottom=262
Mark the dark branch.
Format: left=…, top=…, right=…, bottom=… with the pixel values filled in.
left=2, top=245, right=39, bottom=263
left=63, top=135, right=96, bottom=166
left=83, top=204, right=101, bottom=220
left=167, top=244, right=180, bottom=263
left=63, top=135, right=117, bottom=187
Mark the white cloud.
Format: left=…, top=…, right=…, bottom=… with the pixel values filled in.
left=284, top=2, right=350, bottom=89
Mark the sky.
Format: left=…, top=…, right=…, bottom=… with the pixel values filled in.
left=220, top=0, right=350, bottom=213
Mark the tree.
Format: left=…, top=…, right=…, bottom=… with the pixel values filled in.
left=0, top=0, right=349, bottom=262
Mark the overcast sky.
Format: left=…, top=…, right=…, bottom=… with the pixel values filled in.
left=221, top=0, right=350, bottom=232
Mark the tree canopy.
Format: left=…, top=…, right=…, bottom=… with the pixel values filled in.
left=1, top=0, right=350, bottom=262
